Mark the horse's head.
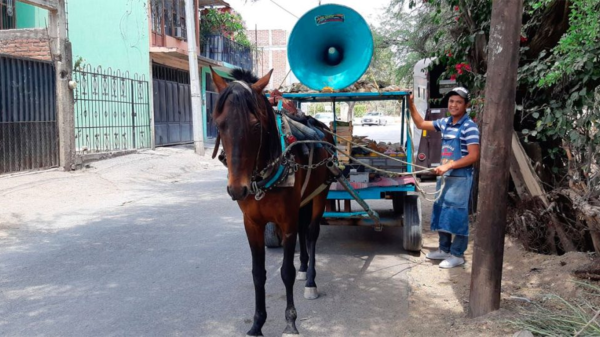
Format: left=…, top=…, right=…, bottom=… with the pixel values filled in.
left=210, top=68, right=274, bottom=201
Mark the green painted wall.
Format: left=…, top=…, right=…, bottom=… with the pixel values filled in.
left=16, top=2, right=48, bottom=28
left=68, top=0, right=150, bottom=78
left=15, top=0, right=150, bottom=77
left=66, top=0, right=152, bottom=152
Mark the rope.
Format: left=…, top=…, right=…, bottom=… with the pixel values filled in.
left=319, top=127, right=431, bottom=171
left=310, top=121, right=444, bottom=201
left=276, top=138, right=445, bottom=202
left=278, top=69, right=293, bottom=90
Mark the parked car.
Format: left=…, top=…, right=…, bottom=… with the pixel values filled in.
left=361, top=111, right=387, bottom=126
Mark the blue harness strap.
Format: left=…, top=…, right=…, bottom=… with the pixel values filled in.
left=262, top=102, right=288, bottom=189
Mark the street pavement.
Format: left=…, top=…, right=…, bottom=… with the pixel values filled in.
left=0, top=146, right=426, bottom=337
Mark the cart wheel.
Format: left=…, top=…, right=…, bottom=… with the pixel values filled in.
left=265, top=222, right=282, bottom=248
left=402, top=195, right=422, bottom=252
left=392, top=193, right=405, bottom=215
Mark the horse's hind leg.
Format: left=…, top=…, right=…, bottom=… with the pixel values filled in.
left=281, top=221, right=300, bottom=336
left=304, top=193, right=327, bottom=300
left=244, top=216, right=267, bottom=337
left=297, top=206, right=312, bottom=281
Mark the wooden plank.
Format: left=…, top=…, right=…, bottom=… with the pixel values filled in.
left=510, top=131, right=547, bottom=202
left=468, top=0, right=524, bottom=318
left=18, top=0, right=58, bottom=12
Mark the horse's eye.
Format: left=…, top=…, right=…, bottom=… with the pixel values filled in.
left=252, top=123, right=261, bottom=133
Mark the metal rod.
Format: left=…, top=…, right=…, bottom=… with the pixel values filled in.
left=327, top=163, right=382, bottom=231
left=131, top=80, right=136, bottom=149
left=401, top=97, right=405, bottom=146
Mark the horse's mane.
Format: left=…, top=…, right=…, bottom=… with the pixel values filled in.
left=231, top=68, right=259, bottom=84
left=216, top=69, right=282, bottom=169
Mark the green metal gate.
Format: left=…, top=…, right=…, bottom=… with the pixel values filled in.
left=73, top=65, right=151, bottom=154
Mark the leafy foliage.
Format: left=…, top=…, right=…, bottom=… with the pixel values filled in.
left=200, top=8, right=251, bottom=47
left=381, top=0, right=600, bottom=191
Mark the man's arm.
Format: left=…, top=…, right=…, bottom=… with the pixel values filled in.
left=408, top=94, right=437, bottom=132
left=433, top=144, right=480, bottom=175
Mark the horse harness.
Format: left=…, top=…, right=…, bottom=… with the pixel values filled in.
left=212, top=82, right=334, bottom=203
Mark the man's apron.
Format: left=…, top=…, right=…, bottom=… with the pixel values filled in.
left=430, top=122, right=473, bottom=236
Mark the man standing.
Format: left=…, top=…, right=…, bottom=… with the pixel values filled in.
left=408, top=87, right=480, bottom=268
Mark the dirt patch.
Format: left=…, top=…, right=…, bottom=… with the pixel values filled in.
left=405, top=226, right=598, bottom=336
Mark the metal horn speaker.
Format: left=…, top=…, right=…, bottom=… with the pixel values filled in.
left=288, top=4, right=374, bottom=91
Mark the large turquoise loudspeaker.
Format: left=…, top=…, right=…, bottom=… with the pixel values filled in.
left=288, top=4, right=374, bottom=91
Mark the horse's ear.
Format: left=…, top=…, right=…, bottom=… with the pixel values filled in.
left=251, top=69, right=273, bottom=93
left=210, top=66, right=228, bottom=93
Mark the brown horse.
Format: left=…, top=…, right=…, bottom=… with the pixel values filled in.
left=210, top=68, right=334, bottom=336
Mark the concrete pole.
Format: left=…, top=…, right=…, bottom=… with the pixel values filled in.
left=468, top=0, right=524, bottom=318
left=48, top=0, right=75, bottom=170
left=185, top=0, right=205, bottom=155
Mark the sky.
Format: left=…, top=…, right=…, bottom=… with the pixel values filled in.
left=226, top=0, right=392, bottom=33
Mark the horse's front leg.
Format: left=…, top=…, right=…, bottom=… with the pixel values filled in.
left=297, top=206, right=311, bottom=281
left=244, top=215, right=267, bottom=337
left=281, top=221, right=300, bottom=336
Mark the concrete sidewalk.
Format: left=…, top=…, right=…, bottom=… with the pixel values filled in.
left=0, top=146, right=222, bottom=243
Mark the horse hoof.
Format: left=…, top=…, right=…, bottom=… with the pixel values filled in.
left=304, top=287, right=319, bottom=300
left=296, top=271, right=307, bottom=281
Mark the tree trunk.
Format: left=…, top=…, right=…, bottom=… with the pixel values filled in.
left=347, top=101, right=356, bottom=122
left=525, top=0, right=572, bottom=59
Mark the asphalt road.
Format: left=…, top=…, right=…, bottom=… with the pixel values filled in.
left=0, top=147, right=421, bottom=337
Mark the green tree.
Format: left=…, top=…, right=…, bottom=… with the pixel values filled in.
left=201, top=9, right=251, bottom=47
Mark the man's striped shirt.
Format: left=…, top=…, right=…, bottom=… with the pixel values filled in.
left=433, top=114, right=480, bottom=157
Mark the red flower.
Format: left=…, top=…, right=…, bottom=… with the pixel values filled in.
left=520, top=36, right=528, bottom=43
left=454, top=6, right=459, bottom=11
left=455, top=17, right=459, bottom=21
left=455, top=63, right=471, bottom=72
left=447, top=51, right=453, bottom=57
left=450, top=74, right=457, bottom=81
left=457, top=68, right=464, bottom=75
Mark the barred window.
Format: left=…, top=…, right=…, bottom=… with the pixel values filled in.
left=1, top=0, right=16, bottom=30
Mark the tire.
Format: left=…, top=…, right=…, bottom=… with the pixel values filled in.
left=392, top=193, right=405, bottom=215
left=265, top=222, right=282, bottom=248
left=402, top=195, right=422, bottom=252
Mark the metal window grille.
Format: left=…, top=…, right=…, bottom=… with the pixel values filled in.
left=151, top=0, right=187, bottom=41
left=200, top=34, right=253, bottom=71
left=152, top=62, right=190, bottom=83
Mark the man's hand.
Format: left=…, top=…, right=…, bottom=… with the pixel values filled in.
left=433, top=162, right=453, bottom=176
left=408, top=94, right=415, bottom=106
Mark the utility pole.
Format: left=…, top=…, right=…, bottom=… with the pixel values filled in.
left=468, top=0, right=524, bottom=318
left=185, top=0, right=205, bottom=155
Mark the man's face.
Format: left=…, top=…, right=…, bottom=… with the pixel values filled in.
left=447, top=95, right=468, bottom=118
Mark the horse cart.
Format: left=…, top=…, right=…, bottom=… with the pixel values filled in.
left=265, top=91, right=423, bottom=252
